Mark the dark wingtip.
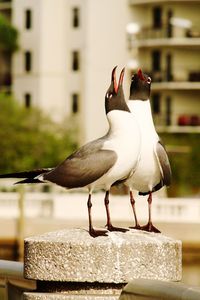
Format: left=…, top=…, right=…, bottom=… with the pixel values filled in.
left=14, top=178, right=43, bottom=184
left=111, top=66, right=118, bottom=93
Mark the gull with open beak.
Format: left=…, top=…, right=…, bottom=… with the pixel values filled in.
left=125, top=69, right=172, bottom=233
left=0, top=67, right=141, bottom=237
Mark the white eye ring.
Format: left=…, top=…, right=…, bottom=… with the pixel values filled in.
left=147, top=77, right=151, bottom=84
left=106, top=92, right=112, bottom=99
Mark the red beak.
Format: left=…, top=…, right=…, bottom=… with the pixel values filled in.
left=137, top=68, right=145, bottom=81
left=111, top=66, right=125, bottom=93
left=112, top=66, right=118, bottom=93
left=118, top=68, right=125, bottom=89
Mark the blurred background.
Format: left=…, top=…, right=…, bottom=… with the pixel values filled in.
left=0, top=0, right=200, bottom=294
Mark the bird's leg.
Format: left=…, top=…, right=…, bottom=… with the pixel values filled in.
left=141, top=193, right=161, bottom=233
left=129, top=190, right=141, bottom=229
left=104, top=191, right=128, bottom=232
left=105, top=191, right=112, bottom=230
left=87, top=193, right=107, bottom=238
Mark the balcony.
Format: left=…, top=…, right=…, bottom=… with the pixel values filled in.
left=0, top=1, right=11, bottom=10
left=129, top=0, right=200, bottom=5
left=138, top=25, right=200, bottom=39
left=141, top=70, right=200, bottom=91
left=128, top=25, right=200, bottom=49
left=154, top=113, right=200, bottom=133
left=156, top=125, right=200, bottom=133
left=152, top=81, right=200, bottom=92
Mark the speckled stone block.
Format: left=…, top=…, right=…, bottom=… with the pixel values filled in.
left=23, top=293, right=118, bottom=300
left=24, top=228, right=182, bottom=283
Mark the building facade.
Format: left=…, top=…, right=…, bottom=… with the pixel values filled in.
left=0, top=0, right=12, bottom=92
left=0, top=0, right=199, bottom=144
left=11, top=0, right=130, bottom=144
left=128, top=0, right=200, bottom=132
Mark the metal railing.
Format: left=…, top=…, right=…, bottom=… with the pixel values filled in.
left=120, top=278, right=200, bottom=300
left=0, top=260, right=23, bottom=281
left=0, top=259, right=36, bottom=300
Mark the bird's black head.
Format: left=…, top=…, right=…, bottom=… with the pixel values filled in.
left=105, top=66, right=130, bottom=114
left=129, top=69, right=151, bottom=101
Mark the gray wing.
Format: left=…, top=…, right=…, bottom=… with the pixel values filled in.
left=44, top=138, right=117, bottom=188
left=155, top=141, right=172, bottom=186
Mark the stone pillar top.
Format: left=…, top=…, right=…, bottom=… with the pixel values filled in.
left=24, top=228, right=182, bottom=283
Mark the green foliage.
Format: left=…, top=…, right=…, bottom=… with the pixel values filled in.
left=0, top=13, right=18, bottom=52
left=160, top=133, right=200, bottom=197
left=0, top=93, right=77, bottom=173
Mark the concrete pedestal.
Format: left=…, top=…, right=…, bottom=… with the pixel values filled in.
left=23, top=228, right=182, bottom=299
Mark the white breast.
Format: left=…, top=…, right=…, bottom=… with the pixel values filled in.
left=126, top=100, right=161, bottom=193
left=89, top=110, right=141, bottom=191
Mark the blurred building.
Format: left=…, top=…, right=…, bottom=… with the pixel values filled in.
left=0, top=0, right=200, bottom=144
left=0, top=0, right=12, bottom=91
left=128, top=0, right=200, bottom=132
left=11, top=0, right=129, bottom=144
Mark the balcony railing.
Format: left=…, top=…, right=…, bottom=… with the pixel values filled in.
left=156, top=125, right=200, bottom=134
left=137, top=26, right=169, bottom=40
left=129, top=25, right=200, bottom=42
left=153, top=112, right=200, bottom=131
left=0, top=1, right=12, bottom=10
left=142, top=69, right=200, bottom=83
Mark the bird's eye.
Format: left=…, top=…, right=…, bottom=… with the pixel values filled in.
left=147, top=77, right=151, bottom=84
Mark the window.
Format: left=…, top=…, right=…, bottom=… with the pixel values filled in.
left=152, top=50, right=161, bottom=72
left=166, top=96, right=171, bottom=126
left=72, top=51, right=79, bottom=71
left=72, top=7, right=80, bottom=28
left=71, top=93, right=79, bottom=113
left=25, top=93, right=31, bottom=108
left=152, top=93, right=161, bottom=114
left=166, top=54, right=173, bottom=81
left=167, top=10, right=173, bottom=38
left=25, top=51, right=32, bottom=72
left=153, top=6, right=162, bottom=29
left=25, top=9, right=32, bottom=29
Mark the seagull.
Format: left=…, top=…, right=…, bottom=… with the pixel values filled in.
left=0, top=67, right=141, bottom=237
left=125, top=69, right=172, bottom=233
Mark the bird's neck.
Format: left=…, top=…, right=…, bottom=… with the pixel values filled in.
left=106, top=110, right=134, bottom=135
left=128, top=99, right=156, bottom=132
